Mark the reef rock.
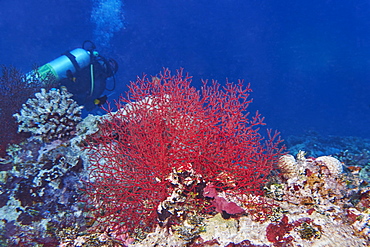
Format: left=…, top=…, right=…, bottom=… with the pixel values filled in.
left=127, top=152, right=369, bottom=247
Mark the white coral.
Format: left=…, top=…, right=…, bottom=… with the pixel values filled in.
left=278, top=153, right=343, bottom=179
left=13, top=87, right=83, bottom=142
left=315, top=156, right=343, bottom=177
left=277, top=154, right=299, bottom=179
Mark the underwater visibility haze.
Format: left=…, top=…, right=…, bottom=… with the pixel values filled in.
left=1, top=0, right=370, bottom=138
left=0, top=0, right=370, bottom=246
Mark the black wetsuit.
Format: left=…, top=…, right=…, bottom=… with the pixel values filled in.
left=61, top=60, right=107, bottom=111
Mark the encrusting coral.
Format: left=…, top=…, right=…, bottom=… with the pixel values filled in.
left=13, top=87, right=83, bottom=142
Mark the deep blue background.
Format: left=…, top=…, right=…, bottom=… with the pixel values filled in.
left=1, top=0, right=370, bottom=138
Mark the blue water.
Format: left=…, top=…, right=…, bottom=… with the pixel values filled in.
left=1, top=0, right=370, bottom=138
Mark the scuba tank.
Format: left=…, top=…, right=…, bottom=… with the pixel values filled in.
left=26, top=41, right=117, bottom=87
left=25, top=40, right=118, bottom=110
left=26, top=48, right=91, bottom=84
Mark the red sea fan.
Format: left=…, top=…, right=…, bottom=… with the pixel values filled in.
left=85, top=68, right=284, bottom=233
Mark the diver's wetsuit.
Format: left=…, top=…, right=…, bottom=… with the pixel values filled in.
left=60, top=59, right=108, bottom=111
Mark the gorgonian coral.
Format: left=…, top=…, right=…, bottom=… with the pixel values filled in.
left=85, top=68, right=284, bottom=234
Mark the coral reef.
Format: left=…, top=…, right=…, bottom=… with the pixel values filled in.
left=85, top=68, right=284, bottom=235
left=285, top=132, right=370, bottom=186
left=0, top=113, right=101, bottom=246
left=285, top=131, right=370, bottom=157
left=0, top=113, right=368, bottom=246
left=277, top=153, right=346, bottom=208
left=126, top=151, right=369, bottom=246
left=277, top=152, right=343, bottom=180
left=1, top=68, right=369, bottom=246
left=13, top=87, right=84, bottom=142
left=0, top=139, right=85, bottom=245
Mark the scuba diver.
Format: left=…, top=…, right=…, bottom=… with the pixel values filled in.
left=29, top=40, right=118, bottom=111
left=60, top=40, right=118, bottom=111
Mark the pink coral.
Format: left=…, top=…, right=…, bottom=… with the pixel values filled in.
left=85, top=68, right=284, bottom=233
left=266, top=215, right=294, bottom=246
left=203, top=183, right=245, bottom=216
